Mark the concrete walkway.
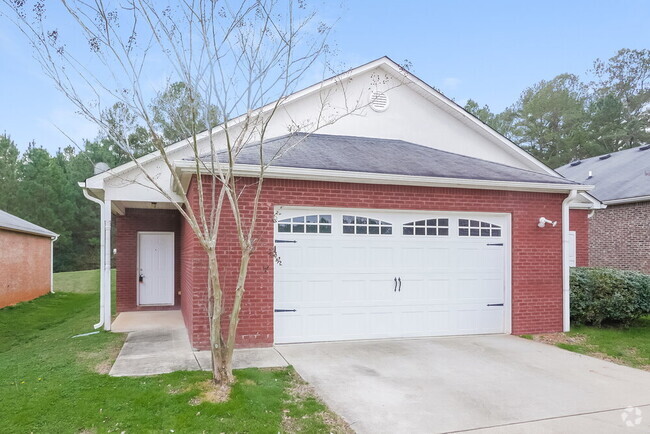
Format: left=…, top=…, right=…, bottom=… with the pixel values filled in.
left=109, top=311, right=287, bottom=377
left=277, top=335, right=650, bottom=433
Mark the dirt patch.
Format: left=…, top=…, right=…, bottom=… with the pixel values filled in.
left=282, top=369, right=353, bottom=434
left=531, top=333, right=650, bottom=370
left=76, top=334, right=126, bottom=374
left=589, top=351, right=627, bottom=365
left=191, top=379, right=232, bottom=404
left=532, top=333, right=587, bottom=346
left=94, top=360, right=113, bottom=375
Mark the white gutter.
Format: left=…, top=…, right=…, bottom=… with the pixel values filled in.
left=603, top=195, right=650, bottom=205
left=562, top=189, right=578, bottom=332
left=50, top=233, right=60, bottom=293
left=81, top=183, right=107, bottom=330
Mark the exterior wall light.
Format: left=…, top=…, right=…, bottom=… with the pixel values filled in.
left=538, top=217, right=557, bottom=228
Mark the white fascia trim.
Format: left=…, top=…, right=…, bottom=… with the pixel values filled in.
left=603, top=195, right=650, bottom=206
left=568, top=192, right=606, bottom=210
left=84, top=58, right=393, bottom=188
left=88, top=56, right=561, bottom=188
left=379, top=60, right=558, bottom=177
left=173, top=161, right=594, bottom=194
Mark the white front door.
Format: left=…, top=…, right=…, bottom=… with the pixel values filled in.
left=138, top=232, right=175, bottom=306
left=274, top=208, right=510, bottom=344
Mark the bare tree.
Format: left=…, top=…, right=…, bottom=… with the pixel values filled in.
left=4, top=0, right=406, bottom=387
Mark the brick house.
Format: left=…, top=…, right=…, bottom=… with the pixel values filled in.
left=557, top=145, right=650, bottom=274
left=0, top=210, right=58, bottom=308
left=81, top=57, right=597, bottom=349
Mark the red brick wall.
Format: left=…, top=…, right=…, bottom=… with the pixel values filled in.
left=569, top=209, right=589, bottom=267
left=181, top=176, right=568, bottom=349
left=0, top=229, right=51, bottom=308
left=588, top=202, right=650, bottom=273
left=115, top=208, right=181, bottom=312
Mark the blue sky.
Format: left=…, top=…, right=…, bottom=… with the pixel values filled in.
left=1, top=0, right=649, bottom=154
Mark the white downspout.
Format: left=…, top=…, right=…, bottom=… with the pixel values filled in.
left=562, top=189, right=578, bottom=332
left=50, top=234, right=60, bottom=293
left=103, top=200, right=112, bottom=331
left=81, top=184, right=106, bottom=330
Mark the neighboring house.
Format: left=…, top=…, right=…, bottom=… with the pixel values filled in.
left=557, top=145, right=650, bottom=274
left=0, top=210, right=58, bottom=308
left=80, top=57, right=598, bottom=349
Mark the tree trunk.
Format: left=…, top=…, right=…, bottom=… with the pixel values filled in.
left=206, top=247, right=235, bottom=384
left=224, top=250, right=251, bottom=367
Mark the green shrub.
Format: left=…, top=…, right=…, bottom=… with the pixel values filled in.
left=570, top=267, right=650, bottom=326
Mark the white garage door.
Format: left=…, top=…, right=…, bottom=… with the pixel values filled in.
left=274, top=208, right=510, bottom=344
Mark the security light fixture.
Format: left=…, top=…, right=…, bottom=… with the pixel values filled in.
left=538, top=217, right=557, bottom=228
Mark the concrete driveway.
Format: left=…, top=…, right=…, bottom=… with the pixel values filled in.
left=277, top=335, right=650, bottom=433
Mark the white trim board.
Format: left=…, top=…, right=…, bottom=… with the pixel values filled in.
left=173, top=161, right=593, bottom=195
left=85, top=57, right=562, bottom=191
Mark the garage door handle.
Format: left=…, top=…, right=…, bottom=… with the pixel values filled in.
left=487, top=303, right=504, bottom=307
left=274, top=309, right=297, bottom=312
left=487, top=243, right=503, bottom=246
left=398, top=277, right=402, bottom=292
left=275, top=240, right=297, bottom=243
left=394, top=277, right=397, bottom=292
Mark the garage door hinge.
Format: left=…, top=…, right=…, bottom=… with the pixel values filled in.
left=275, top=239, right=297, bottom=243
left=486, top=243, right=504, bottom=246
left=274, top=309, right=297, bottom=312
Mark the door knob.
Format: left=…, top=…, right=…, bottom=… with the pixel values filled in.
left=139, top=274, right=144, bottom=283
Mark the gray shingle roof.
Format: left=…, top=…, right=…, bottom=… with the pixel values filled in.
left=556, top=146, right=650, bottom=202
left=194, top=133, right=577, bottom=186
left=0, top=210, right=58, bottom=238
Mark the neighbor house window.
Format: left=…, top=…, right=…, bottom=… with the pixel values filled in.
left=278, top=215, right=332, bottom=233
left=458, top=219, right=501, bottom=237
left=342, top=215, right=392, bottom=235
left=403, top=218, right=449, bottom=236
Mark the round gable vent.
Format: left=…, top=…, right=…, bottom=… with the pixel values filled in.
left=369, top=90, right=389, bottom=112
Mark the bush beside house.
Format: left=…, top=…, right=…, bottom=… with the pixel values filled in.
left=570, top=267, right=650, bottom=326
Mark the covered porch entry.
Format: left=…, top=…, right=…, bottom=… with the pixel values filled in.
left=115, top=207, right=182, bottom=313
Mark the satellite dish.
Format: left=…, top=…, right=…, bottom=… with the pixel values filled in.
left=93, top=162, right=110, bottom=175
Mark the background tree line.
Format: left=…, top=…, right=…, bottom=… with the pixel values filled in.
left=464, top=48, right=650, bottom=168
left=0, top=82, right=217, bottom=271
left=0, top=49, right=647, bottom=272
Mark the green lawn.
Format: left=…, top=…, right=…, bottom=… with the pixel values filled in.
left=0, top=271, right=348, bottom=433
left=53, top=268, right=116, bottom=293
left=539, top=317, right=650, bottom=370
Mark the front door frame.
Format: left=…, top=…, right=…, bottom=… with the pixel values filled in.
left=136, top=231, right=175, bottom=306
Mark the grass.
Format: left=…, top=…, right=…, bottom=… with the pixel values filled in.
left=1, top=271, right=348, bottom=433
left=53, top=269, right=116, bottom=294
left=536, top=316, right=650, bottom=370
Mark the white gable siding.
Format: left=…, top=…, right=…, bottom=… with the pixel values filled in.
left=101, top=64, right=543, bottom=204
left=256, top=67, right=529, bottom=169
